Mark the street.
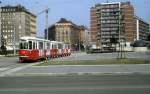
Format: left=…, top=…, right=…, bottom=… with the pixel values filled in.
left=0, top=56, right=36, bottom=76
left=0, top=56, right=22, bottom=73
left=0, top=52, right=150, bottom=76
left=0, top=0, right=149, bottom=94
left=0, top=74, right=150, bottom=94
left=0, top=52, right=150, bottom=94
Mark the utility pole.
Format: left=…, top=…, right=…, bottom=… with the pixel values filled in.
left=117, top=2, right=122, bottom=59
left=117, top=3, right=126, bottom=59
left=79, top=31, right=81, bottom=51
left=45, top=7, right=49, bottom=40
left=0, top=1, right=2, bottom=48
left=13, top=28, right=16, bottom=55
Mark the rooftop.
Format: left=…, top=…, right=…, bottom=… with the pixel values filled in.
left=1, top=5, right=36, bottom=17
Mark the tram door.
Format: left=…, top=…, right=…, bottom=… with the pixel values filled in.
left=38, top=41, right=44, bottom=58
left=46, top=42, right=51, bottom=57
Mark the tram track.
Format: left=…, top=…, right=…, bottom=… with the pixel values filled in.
left=0, top=63, right=25, bottom=73
left=0, top=56, right=30, bottom=75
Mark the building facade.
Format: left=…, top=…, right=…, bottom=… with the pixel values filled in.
left=90, top=2, right=136, bottom=48
left=45, top=18, right=89, bottom=50
left=135, top=16, right=150, bottom=41
left=0, top=5, right=36, bottom=50
left=78, top=26, right=91, bottom=46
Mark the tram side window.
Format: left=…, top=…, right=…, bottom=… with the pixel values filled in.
left=58, top=44, right=62, bottom=49
left=39, top=42, right=43, bottom=50
left=68, top=45, right=70, bottom=49
left=33, top=42, right=36, bottom=49
left=52, top=44, right=57, bottom=49
left=47, top=43, right=50, bottom=49
left=29, top=41, right=32, bottom=49
left=67, top=44, right=70, bottom=49
left=64, top=44, right=67, bottom=49
left=19, top=43, right=23, bottom=49
left=35, top=43, right=37, bottom=49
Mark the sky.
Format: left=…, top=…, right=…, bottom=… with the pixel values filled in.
left=1, top=0, right=150, bottom=38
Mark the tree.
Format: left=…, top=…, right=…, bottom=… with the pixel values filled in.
left=1, top=45, right=7, bottom=55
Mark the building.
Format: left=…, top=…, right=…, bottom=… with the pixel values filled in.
left=90, top=7, right=97, bottom=44
left=45, top=24, right=56, bottom=41
left=45, top=18, right=89, bottom=50
left=135, top=16, right=150, bottom=41
left=90, top=2, right=136, bottom=48
left=0, top=5, right=36, bottom=50
left=78, top=26, right=91, bottom=47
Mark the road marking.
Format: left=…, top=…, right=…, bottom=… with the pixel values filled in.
left=32, top=64, right=150, bottom=67
left=0, top=85, right=150, bottom=91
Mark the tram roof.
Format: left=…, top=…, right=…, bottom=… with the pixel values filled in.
left=20, top=36, right=64, bottom=43
left=20, top=36, right=49, bottom=42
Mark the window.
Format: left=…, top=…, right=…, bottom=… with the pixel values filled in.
left=47, top=43, right=50, bottom=49
left=39, top=42, right=43, bottom=50
left=33, top=42, right=36, bottom=49
left=58, top=43, right=62, bottom=49
left=52, top=44, right=57, bottom=49
left=29, top=41, right=32, bottom=49
left=19, top=41, right=28, bottom=49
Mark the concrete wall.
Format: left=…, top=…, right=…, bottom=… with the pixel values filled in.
left=133, top=47, right=148, bottom=52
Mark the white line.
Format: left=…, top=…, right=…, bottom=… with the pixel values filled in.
left=32, top=64, right=150, bottom=67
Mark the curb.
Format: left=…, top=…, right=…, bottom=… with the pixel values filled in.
left=33, top=64, right=150, bottom=67
left=5, top=72, right=139, bottom=77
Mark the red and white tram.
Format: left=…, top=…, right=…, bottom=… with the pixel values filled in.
left=18, top=36, right=71, bottom=62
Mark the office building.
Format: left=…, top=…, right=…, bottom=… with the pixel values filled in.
left=135, top=16, right=150, bottom=41
left=0, top=5, right=36, bottom=50
left=45, top=18, right=89, bottom=50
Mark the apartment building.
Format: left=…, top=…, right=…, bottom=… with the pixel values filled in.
left=135, top=16, right=150, bottom=41
left=90, top=2, right=136, bottom=47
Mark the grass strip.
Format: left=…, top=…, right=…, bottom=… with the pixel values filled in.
left=36, top=59, right=150, bottom=66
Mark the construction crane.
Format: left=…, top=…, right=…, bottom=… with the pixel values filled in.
left=37, top=7, right=49, bottom=40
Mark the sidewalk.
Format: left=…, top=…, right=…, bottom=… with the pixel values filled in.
left=5, top=64, right=150, bottom=76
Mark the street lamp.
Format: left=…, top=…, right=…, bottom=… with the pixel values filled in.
left=0, top=1, right=2, bottom=48
left=13, top=28, right=16, bottom=55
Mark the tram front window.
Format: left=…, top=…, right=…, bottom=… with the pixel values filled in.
left=19, top=41, right=28, bottom=49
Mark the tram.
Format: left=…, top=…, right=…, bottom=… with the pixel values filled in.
left=18, top=36, right=71, bottom=62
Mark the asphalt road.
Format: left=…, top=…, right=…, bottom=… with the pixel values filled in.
left=0, top=74, right=150, bottom=94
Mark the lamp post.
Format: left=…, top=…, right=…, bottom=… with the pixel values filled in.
left=0, top=1, right=2, bottom=48
left=79, top=32, right=81, bottom=52
left=45, top=7, right=49, bottom=40
left=13, top=28, right=16, bottom=55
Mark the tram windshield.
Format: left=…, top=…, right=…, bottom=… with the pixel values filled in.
left=19, top=40, right=28, bottom=49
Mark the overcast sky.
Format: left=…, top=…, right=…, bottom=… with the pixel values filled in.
left=1, top=0, right=150, bottom=37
